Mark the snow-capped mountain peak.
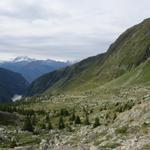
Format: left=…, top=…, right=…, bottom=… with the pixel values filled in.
left=13, top=56, right=35, bottom=62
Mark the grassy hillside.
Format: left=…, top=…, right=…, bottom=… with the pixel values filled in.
left=26, top=19, right=150, bottom=96
left=103, top=58, right=150, bottom=88
left=26, top=53, right=105, bottom=95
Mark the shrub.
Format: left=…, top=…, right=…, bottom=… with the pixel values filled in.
left=93, top=117, right=100, bottom=128
left=105, top=111, right=117, bottom=123
left=84, top=115, right=90, bottom=125
left=10, top=138, right=17, bottom=148
left=40, top=122, right=46, bottom=129
left=60, top=109, right=69, bottom=116
left=114, top=101, right=135, bottom=113
left=23, top=116, right=34, bottom=132
left=45, top=114, right=50, bottom=122
left=48, top=121, right=53, bottom=130
left=75, top=116, right=81, bottom=124
left=31, top=115, right=36, bottom=126
left=58, top=117, right=65, bottom=129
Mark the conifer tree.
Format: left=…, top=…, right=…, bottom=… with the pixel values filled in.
left=93, top=117, right=100, bottom=128
left=23, top=116, right=33, bottom=132
left=84, top=114, right=90, bottom=125
left=45, top=114, right=50, bottom=122
left=75, top=115, right=81, bottom=124
left=48, top=121, right=53, bottom=130
left=58, top=117, right=65, bottom=129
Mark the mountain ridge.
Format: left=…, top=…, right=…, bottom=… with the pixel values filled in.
left=0, top=57, right=72, bottom=83
left=26, top=19, right=150, bottom=96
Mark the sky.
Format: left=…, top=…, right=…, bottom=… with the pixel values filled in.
left=0, top=0, right=150, bottom=61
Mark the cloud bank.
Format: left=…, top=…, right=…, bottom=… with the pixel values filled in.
left=0, top=0, right=150, bottom=61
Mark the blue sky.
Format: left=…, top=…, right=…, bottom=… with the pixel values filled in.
left=0, top=0, right=150, bottom=61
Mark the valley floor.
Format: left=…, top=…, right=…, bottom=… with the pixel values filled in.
left=0, top=86, right=150, bottom=150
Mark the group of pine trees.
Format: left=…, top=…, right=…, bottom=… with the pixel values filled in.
left=58, top=108, right=101, bottom=130
left=23, top=114, right=53, bottom=132
left=22, top=108, right=101, bottom=133
left=0, top=104, right=101, bottom=133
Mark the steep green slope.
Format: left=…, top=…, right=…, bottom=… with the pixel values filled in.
left=0, top=68, right=29, bottom=103
left=104, top=58, right=150, bottom=88
left=26, top=19, right=150, bottom=96
left=26, top=53, right=105, bottom=95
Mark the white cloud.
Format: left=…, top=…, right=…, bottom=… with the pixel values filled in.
left=0, top=0, right=150, bottom=61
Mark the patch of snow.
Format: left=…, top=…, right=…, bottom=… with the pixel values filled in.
left=12, top=95, right=22, bottom=102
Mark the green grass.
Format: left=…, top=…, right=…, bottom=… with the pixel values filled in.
left=115, top=125, right=128, bottom=134
left=17, top=132, right=40, bottom=146
left=104, top=59, right=150, bottom=88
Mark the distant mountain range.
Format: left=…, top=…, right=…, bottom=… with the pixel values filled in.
left=0, top=68, right=28, bottom=103
left=0, top=56, right=72, bottom=83
left=26, top=19, right=150, bottom=96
